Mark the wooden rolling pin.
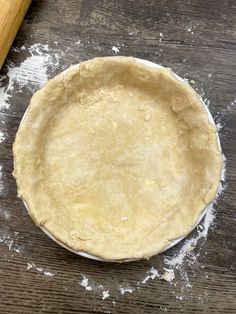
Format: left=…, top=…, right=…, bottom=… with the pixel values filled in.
left=0, top=0, right=31, bottom=69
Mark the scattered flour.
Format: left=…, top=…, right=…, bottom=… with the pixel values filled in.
left=0, top=40, right=232, bottom=304
left=0, top=43, right=62, bottom=111
left=0, top=78, right=13, bottom=110
left=186, top=25, right=195, bottom=35
left=27, top=263, right=33, bottom=270
left=41, top=270, right=55, bottom=277
left=161, top=268, right=175, bottom=282
left=0, top=232, right=23, bottom=254
left=216, top=122, right=223, bottom=132
left=141, top=266, right=159, bottom=284
left=204, top=98, right=211, bottom=107
left=80, top=276, right=93, bottom=291
left=119, top=287, right=134, bottom=295
left=7, top=55, right=49, bottom=88
left=221, top=154, right=227, bottom=181
left=0, top=164, right=3, bottom=195
left=79, top=275, right=110, bottom=300
left=4, top=210, right=11, bottom=220
left=226, top=97, right=236, bottom=112
left=102, top=291, right=110, bottom=300
left=112, top=46, right=120, bottom=54
left=0, top=130, right=5, bottom=142
left=26, top=262, right=55, bottom=277
left=159, top=32, right=164, bottom=42
left=160, top=305, right=168, bottom=312
left=75, top=39, right=81, bottom=46
left=35, top=267, right=55, bottom=277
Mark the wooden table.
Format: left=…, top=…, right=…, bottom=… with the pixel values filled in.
left=0, top=1, right=235, bottom=313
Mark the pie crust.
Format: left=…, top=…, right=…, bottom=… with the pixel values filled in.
left=13, top=57, right=223, bottom=260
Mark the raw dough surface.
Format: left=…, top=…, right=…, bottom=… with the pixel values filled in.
left=13, top=57, right=223, bottom=260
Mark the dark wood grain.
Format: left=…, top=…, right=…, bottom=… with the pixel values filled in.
left=0, top=0, right=236, bottom=313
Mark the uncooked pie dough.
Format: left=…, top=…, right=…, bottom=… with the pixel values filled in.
left=13, top=57, right=223, bottom=260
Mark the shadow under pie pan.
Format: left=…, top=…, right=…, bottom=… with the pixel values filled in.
left=13, top=57, right=223, bottom=262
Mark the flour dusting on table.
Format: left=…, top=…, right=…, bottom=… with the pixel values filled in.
left=102, top=291, right=110, bottom=300
left=80, top=276, right=93, bottom=291
left=141, top=266, right=159, bottom=284
left=26, top=262, right=55, bottom=277
left=0, top=130, right=5, bottom=143
left=35, top=265, right=55, bottom=277
left=0, top=230, right=23, bottom=254
left=0, top=40, right=232, bottom=305
left=79, top=275, right=111, bottom=300
left=119, top=287, right=134, bottom=295
left=0, top=43, right=62, bottom=111
left=161, top=268, right=175, bottom=282
left=112, top=46, right=120, bottom=54
left=0, top=165, right=3, bottom=195
left=7, top=54, right=49, bottom=88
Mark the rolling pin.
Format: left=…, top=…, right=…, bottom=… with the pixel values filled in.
left=0, top=0, right=31, bottom=70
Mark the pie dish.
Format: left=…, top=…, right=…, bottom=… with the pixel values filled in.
left=13, top=57, right=223, bottom=261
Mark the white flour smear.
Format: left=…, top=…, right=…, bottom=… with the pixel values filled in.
left=79, top=275, right=110, bottom=300
left=0, top=43, right=62, bottom=111
left=112, top=45, right=120, bottom=54
left=34, top=265, right=55, bottom=277
left=80, top=276, right=93, bottom=291
left=0, top=164, right=3, bottom=195
left=8, top=55, right=49, bottom=88
left=102, top=290, right=110, bottom=300
left=119, top=287, right=134, bottom=295
left=0, top=230, right=23, bottom=254
left=141, top=266, right=159, bottom=284
left=111, top=43, right=124, bottom=55
left=0, top=129, right=5, bottom=196
left=26, top=262, right=55, bottom=277
left=160, top=268, right=175, bottom=282
left=221, top=97, right=236, bottom=117
left=159, top=32, right=164, bottom=42
left=0, top=130, right=5, bottom=143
